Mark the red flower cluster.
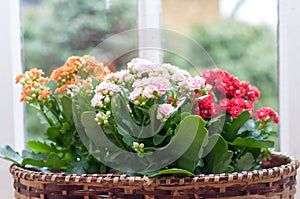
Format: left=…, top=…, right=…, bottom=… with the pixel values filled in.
left=256, top=107, right=280, bottom=124
left=197, top=69, right=261, bottom=119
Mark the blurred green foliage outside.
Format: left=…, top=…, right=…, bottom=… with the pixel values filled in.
left=23, top=0, right=136, bottom=139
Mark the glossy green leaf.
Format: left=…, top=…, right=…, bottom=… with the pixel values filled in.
left=61, top=95, right=73, bottom=122
left=236, top=152, right=255, bottom=172
left=46, top=80, right=58, bottom=94
left=202, top=134, right=233, bottom=174
left=91, top=77, right=100, bottom=88
left=229, top=137, right=274, bottom=148
left=22, top=158, right=46, bottom=167
left=0, top=145, right=22, bottom=165
left=111, top=94, right=164, bottom=139
left=223, top=111, right=250, bottom=141
left=81, top=113, right=203, bottom=173
left=173, top=116, right=208, bottom=172
left=46, top=153, right=67, bottom=169
left=27, top=140, right=57, bottom=153
left=46, top=126, right=62, bottom=145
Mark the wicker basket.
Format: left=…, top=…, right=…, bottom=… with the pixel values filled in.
left=10, top=153, right=299, bottom=199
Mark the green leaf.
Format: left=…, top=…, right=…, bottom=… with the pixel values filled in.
left=66, top=160, right=87, bottom=174
left=46, top=153, right=67, bottom=169
left=0, top=145, right=22, bottom=165
left=61, top=95, right=73, bottom=122
left=174, top=112, right=191, bottom=124
left=22, top=158, right=46, bottom=167
left=153, top=134, right=165, bottom=146
left=153, top=128, right=173, bottom=146
left=111, top=95, right=142, bottom=137
left=223, top=111, right=250, bottom=141
left=229, top=137, right=274, bottom=148
left=27, top=140, right=57, bottom=153
left=91, top=77, right=100, bottom=88
left=202, top=134, right=234, bottom=174
left=236, top=152, right=255, bottom=172
left=148, top=168, right=194, bottom=177
left=81, top=113, right=204, bottom=173
left=111, top=94, right=165, bottom=139
left=46, top=80, right=58, bottom=93
left=237, top=119, right=255, bottom=134
left=46, top=126, right=63, bottom=146
left=22, top=150, right=46, bottom=159
left=173, top=116, right=208, bottom=172
left=21, top=150, right=47, bottom=167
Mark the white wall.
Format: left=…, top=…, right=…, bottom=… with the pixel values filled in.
left=0, top=0, right=25, bottom=198
left=278, top=0, right=300, bottom=197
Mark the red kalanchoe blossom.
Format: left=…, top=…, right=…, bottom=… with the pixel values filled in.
left=201, top=69, right=260, bottom=101
left=196, top=92, right=214, bottom=119
left=241, top=81, right=260, bottom=103
left=167, top=97, right=174, bottom=103
left=229, top=98, right=254, bottom=116
left=199, top=69, right=260, bottom=119
left=228, top=106, right=243, bottom=118
left=256, top=107, right=280, bottom=124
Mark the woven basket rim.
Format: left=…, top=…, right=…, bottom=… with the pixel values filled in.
left=9, top=152, right=299, bottom=186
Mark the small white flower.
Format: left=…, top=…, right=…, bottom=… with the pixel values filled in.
left=139, top=143, right=144, bottom=149
left=104, top=97, right=110, bottom=103
left=134, top=100, right=140, bottom=105
left=133, top=142, right=139, bottom=148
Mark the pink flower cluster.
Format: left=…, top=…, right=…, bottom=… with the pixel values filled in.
left=157, top=104, right=175, bottom=121
left=91, top=58, right=210, bottom=124
left=197, top=69, right=261, bottom=119
left=130, top=77, right=172, bottom=102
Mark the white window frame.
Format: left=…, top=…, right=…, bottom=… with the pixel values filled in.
left=1, top=0, right=299, bottom=198
left=0, top=0, right=25, bottom=197
left=137, top=0, right=162, bottom=64
left=278, top=0, right=300, bottom=195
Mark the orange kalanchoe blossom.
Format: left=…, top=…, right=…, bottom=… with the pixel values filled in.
left=16, top=55, right=110, bottom=102
left=16, top=68, right=44, bottom=85
left=50, top=55, right=110, bottom=93
left=16, top=68, right=51, bottom=103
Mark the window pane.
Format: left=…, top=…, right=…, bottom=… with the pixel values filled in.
left=22, top=0, right=137, bottom=139
left=161, top=0, right=278, bottom=110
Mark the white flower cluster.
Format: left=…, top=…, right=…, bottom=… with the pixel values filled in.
left=132, top=142, right=145, bottom=154
left=67, top=79, right=94, bottom=98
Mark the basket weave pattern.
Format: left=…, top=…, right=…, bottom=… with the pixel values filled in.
left=10, top=153, right=299, bottom=199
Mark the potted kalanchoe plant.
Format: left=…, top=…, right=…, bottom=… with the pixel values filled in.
left=0, top=56, right=298, bottom=198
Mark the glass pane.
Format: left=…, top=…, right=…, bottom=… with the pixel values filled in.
left=22, top=0, right=137, bottom=139
left=161, top=0, right=278, bottom=110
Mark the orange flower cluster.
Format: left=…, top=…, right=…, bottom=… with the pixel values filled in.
left=50, top=55, right=110, bottom=93
left=16, top=55, right=110, bottom=104
left=16, top=68, right=51, bottom=103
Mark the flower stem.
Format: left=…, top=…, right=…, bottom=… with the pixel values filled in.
left=39, top=104, right=54, bottom=126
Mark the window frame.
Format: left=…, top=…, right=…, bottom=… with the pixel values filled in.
left=0, top=0, right=25, bottom=197
left=278, top=1, right=300, bottom=195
